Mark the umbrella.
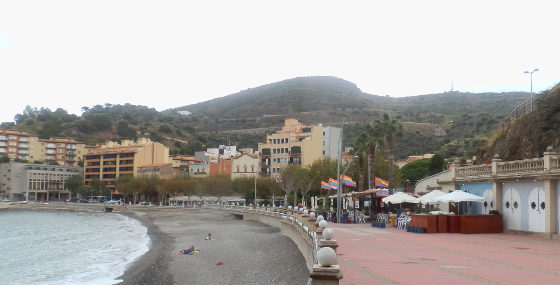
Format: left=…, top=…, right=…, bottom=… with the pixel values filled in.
left=433, top=190, right=485, bottom=203
left=418, top=190, right=447, bottom=204
left=382, top=192, right=420, bottom=204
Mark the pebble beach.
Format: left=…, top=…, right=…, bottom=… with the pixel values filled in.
left=1, top=203, right=309, bottom=285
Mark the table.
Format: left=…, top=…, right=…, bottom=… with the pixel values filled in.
left=410, top=214, right=438, bottom=233
left=459, top=215, right=503, bottom=234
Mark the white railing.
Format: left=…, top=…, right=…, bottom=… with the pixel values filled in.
left=552, top=157, right=560, bottom=172
left=455, top=164, right=492, bottom=178
left=497, top=158, right=544, bottom=175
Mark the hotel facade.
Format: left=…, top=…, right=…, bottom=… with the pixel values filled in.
left=258, top=119, right=341, bottom=176
left=83, top=138, right=169, bottom=192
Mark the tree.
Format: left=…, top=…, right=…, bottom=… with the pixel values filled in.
left=376, top=114, right=405, bottom=192
left=351, top=132, right=369, bottom=192
left=400, top=158, right=430, bottom=186
left=279, top=165, right=302, bottom=208
left=204, top=175, right=232, bottom=202
left=363, top=123, right=384, bottom=190
left=65, top=175, right=83, bottom=198
left=428, top=153, right=445, bottom=175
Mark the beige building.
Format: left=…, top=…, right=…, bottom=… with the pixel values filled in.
left=0, top=162, right=82, bottom=201
left=258, top=118, right=340, bottom=176
left=35, top=137, right=86, bottom=166
left=83, top=138, right=169, bottom=191
left=0, top=129, right=39, bottom=161
left=0, top=130, right=85, bottom=166
left=231, top=153, right=258, bottom=179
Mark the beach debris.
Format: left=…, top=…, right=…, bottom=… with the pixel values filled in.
left=205, top=233, right=214, bottom=240
left=216, top=261, right=224, bottom=266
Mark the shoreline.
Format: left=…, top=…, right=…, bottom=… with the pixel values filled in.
left=2, top=203, right=309, bottom=285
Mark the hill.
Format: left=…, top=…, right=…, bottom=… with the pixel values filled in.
left=1, top=76, right=533, bottom=160
left=479, top=83, right=560, bottom=161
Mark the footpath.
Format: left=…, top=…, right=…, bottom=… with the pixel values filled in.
left=329, top=223, right=560, bottom=285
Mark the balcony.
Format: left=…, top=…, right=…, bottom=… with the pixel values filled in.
left=19, top=137, right=29, bottom=142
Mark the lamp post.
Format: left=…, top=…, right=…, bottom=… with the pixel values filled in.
left=523, top=68, right=539, bottom=93
left=336, top=120, right=345, bottom=223
left=254, top=172, right=257, bottom=208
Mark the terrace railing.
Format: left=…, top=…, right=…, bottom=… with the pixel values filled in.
left=454, top=147, right=559, bottom=181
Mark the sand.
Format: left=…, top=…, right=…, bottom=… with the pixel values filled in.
left=117, top=207, right=309, bottom=285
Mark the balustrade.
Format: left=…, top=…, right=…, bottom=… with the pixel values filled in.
left=496, top=158, right=544, bottom=175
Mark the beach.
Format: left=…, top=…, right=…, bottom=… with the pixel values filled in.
left=117, top=207, right=310, bottom=285
left=1, top=203, right=309, bottom=285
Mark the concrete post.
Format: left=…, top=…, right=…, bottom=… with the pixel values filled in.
left=491, top=154, right=502, bottom=176
left=492, top=181, right=503, bottom=214
left=310, top=265, right=342, bottom=285
left=544, top=179, right=558, bottom=236
left=543, top=146, right=556, bottom=172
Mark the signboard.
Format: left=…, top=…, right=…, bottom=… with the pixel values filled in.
left=354, top=200, right=359, bottom=209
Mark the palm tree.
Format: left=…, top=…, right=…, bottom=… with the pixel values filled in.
left=351, top=132, right=368, bottom=192
left=375, top=114, right=405, bottom=193
left=363, top=122, right=384, bottom=190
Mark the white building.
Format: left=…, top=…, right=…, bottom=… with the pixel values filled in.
left=231, top=153, right=258, bottom=179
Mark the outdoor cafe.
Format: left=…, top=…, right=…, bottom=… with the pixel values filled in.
left=374, top=190, right=503, bottom=234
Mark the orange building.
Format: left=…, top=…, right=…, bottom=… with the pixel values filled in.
left=83, top=138, right=169, bottom=191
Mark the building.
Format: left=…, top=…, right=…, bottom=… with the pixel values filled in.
left=258, top=118, right=341, bottom=176
left=189, top=163, right=209, bottom=178
left=171, top=155, right=202, bottom=172
left=0, top=130, right=86, bottom=166
left=231, top=153, right=258, bottom=179
left=138, top=164, right=174, bottom=180
left=0, top=162, right=82, bottom=201
left=83, top=138, right=169, bottom=192
left=0, top=129, right=39, bottom=161
left=209, top=158, right=232, bottom=177
left=35, top=137, right=86, bottom=166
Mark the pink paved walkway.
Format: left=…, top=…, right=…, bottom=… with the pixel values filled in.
left=329, top=223, right=560, bottom=285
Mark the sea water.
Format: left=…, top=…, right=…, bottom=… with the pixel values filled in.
left=0, top=210, right=150, bottom=285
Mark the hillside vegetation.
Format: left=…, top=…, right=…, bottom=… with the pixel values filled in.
left=479, top=83, right=560, bottom=161
left=1, top=76, right=533, bottom=160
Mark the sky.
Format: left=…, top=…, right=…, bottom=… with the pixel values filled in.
left=1, top=0, right=559, bottom=123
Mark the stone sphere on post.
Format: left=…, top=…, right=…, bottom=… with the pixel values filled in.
left=319, top=220, right=328, bottom=229
left=299, top=207, right=304, bottom=213
left=288, top=206, right=292, bottom=210
left=309, top=212, right=316, bottom=218
left=303, top=210, right=308, bottom=215
left=317, top=247, right=337, bottom=266
left=322, top=228, right=335, bottom=240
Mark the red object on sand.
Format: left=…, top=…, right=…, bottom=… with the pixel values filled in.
left=216, top=262, right=224, bottom=266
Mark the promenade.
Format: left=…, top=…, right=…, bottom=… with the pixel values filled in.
left=330, top=223, right=560, bottom=285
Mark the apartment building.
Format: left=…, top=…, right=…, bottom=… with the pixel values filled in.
left=257, top=118, right=341, bottom=176
left=0, top=130, right=39, bottom=161
left=35, top=137, right=86, bottom=166
left=0, top=162, right=82, bottom=201
left=83, top=138, right=169, bottom=191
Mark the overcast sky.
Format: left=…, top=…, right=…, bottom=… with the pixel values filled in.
left=1, top=0, right=559, bottom=123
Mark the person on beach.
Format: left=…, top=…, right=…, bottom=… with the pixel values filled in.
left=179, top=246, right=195, bottom=255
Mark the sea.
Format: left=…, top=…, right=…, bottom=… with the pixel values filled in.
left=0, top=210, right=150, bottom=285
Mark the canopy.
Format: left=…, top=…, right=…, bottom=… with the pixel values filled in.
left=382, top=192, right=420, bottom=204
left=433, top=190, right=485, bottom=203
left=418, top=190, right=447, bottom=204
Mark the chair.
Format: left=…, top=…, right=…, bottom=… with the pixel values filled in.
left=397, top=213, right=408, bottom=230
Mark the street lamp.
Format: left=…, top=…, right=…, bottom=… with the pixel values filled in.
left=523, top=68, right=539, bottom=93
